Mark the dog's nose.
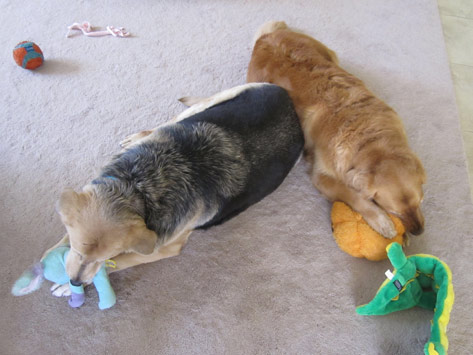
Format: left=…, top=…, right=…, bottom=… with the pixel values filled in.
left=402, top=207, right=424, bottom=236
left=404, top=217, right=424, bottom=235
left=409, top=225, right=424, bottom=236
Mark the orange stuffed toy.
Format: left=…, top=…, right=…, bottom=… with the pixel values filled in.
left=331, top=202, right=406, bottom=261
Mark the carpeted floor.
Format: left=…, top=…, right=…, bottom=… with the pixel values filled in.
left=1, top=1, right=472, bottom=354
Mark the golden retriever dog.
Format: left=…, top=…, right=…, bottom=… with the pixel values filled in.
left=247, top=21, right=426, bottom=238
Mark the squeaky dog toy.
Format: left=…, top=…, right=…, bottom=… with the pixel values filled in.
left=12, top=246, right=116, bottom=310
left=66, top=21, right=130, bottom=38
left=13, top=41, right=44, bottom=70
left=331, top=201, right=406, bottom=261
left=357, top=242, right=454, bottom=355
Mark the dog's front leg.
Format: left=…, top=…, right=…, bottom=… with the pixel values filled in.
left=108, top=230, right=192, bottom=273
left=313, top=173, right=397, bottom=239
left=41, top=234, right=93, bottom=298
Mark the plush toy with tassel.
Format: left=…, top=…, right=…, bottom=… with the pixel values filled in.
left=11, top=246, right=116, bottom=310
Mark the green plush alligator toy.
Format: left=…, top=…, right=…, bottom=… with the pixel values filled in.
left=357, top=242, right=454, bottom=355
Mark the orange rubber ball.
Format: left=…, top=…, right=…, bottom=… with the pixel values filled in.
left=13, top=41, right=44, bottom=70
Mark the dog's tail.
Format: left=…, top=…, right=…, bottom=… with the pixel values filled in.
left=252, top=20, right=288, bottom=47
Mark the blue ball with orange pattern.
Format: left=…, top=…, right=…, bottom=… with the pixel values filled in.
left=13, top=41, right=44, bottom=70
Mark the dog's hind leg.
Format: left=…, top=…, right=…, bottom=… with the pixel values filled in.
left=120, top=110, right=194, bottom=150
left=178, top=96, right=207, bottom=107
left=108, top=230, right=192, bottom=273
left=120, top=130, right=155, bottom=150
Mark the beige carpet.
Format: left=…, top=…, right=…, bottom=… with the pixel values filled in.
left=1, top=1, right=472, bottom=354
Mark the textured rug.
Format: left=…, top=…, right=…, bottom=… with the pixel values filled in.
left=1, top=1, right=472, bottom=354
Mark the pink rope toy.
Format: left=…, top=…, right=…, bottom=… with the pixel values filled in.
left=66, top=21, right=130, bottom=38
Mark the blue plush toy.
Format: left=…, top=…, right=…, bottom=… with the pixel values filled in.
left=12, top=246, right=116, bottom=310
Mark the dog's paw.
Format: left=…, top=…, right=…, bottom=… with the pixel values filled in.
left=366, top=213, right=397, bottom=239
left=50, top=283, right=71, bottom=297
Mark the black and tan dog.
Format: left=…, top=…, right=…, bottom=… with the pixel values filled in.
left=46, top=83, right=304, bottom=295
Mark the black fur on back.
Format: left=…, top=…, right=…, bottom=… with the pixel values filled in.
left=92, top=84, right=304, bottom=245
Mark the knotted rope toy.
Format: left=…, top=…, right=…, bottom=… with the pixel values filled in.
left=357, top=242, right=454, bottom=355
left=66, top=21, right=130, bottom=38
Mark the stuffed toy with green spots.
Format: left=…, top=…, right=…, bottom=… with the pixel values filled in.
left=357, top=242, right=454, bottom=355
left=11, top=246, right=116, bottom=310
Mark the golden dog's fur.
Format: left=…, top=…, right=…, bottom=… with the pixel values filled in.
left=247, top=21, right=426, bottom=238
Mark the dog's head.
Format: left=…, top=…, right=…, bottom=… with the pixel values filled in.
left=348, top=153, right=426, bottom=235
left=57, top=187, right=157, bottom=284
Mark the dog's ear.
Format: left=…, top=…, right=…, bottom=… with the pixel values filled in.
left=128, top=225, right=157, bottom=255
left=413, top=156, right=427, bottom=185
left=56, top=189, right=90, bottom=225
